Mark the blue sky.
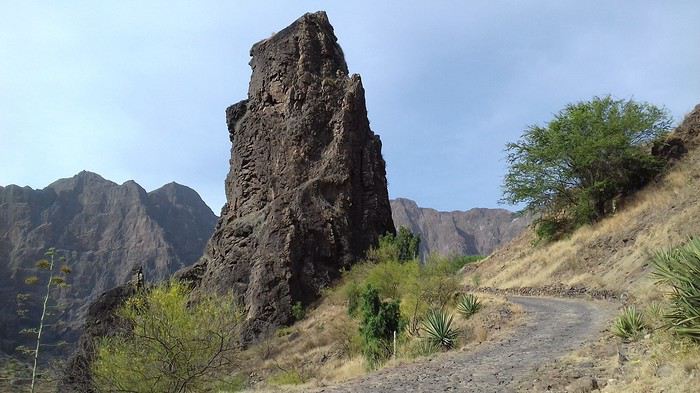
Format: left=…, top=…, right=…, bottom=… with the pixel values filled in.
left=1, top=1, right=698, bottom=213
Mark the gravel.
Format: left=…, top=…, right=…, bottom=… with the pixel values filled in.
left=311, top=296, right=614, bottom=393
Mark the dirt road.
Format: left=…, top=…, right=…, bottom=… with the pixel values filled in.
left=313, top=296, right=615, bottom=393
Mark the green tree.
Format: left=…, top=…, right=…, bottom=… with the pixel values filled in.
left=395, top=227, right=421, bottom=261
left=358, top=284, right=403, bottom=369
left=92, top=282, right=244, bottom=393
left=369, top=227, right=420, bottom=263
left=502, top=96, right=672, bottom=239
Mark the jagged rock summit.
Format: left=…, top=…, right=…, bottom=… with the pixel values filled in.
left=0, top=171, right=218, bottom=358
left=179, top=11, right=394, bottom=337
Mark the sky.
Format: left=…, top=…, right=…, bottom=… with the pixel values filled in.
left=1, top=1, right=699, bottom=214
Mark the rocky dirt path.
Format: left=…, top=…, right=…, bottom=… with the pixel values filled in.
left=312, top=296, right=615, bottom=393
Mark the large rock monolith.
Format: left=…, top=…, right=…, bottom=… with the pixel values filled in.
left=180, top=11, right=394, bottom=337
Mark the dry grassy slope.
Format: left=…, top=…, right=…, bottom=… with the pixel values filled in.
left=238, top=293, right=520, bottom=391
left=469, top=108, right=700, bottom=301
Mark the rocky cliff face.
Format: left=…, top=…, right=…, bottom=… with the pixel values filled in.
left=653, top=104, right=700, bottom=161
left=0, top=171, right=217, bottom=357
left=179, top=11, right=394, bottom=337
left=391, top=198, right=529, bottom=257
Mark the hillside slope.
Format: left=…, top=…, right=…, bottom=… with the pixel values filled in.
left=470, top=104, right=700, bottom=300
left=0, top=171, right=217, bottom=357
left=390, top=198, right=529, bottom=257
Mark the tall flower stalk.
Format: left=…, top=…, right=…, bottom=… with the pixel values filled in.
left=21, top=248, right=70, bottom=393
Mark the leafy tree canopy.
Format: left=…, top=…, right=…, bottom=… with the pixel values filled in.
left=502, top=96, right=672, bottom=239
left=92, top=282, right=244, bottom=393
left=370, top=227, right=421, bottom=262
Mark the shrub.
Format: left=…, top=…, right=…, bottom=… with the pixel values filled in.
left=652, top=238, right=700, bottom=341
left=336, top=237, right=466, bottom=362
left=345, top=280, right=362, bottom=316
left=358, top=285, right=403, bottom=369
left=395, top=226, right=421, bottom=261
left=403, top=255, right=459, bottom=335
left=611, top=306, right=647, bottom=341
left=368, top=227, right=421, bottom=263
left=419, top=255, right=460, bottom=307
left=422, top=309, right=459, bottom=350
left=92, top=281, right=244, bottom=392
left=447, top=255, right=485, bottom=272
left=456, top=294, right=482, bottom=319
left=268, top=369, right=306, bottom=386
left=365, top=259, right=416, bottom=300
left=402, top=338, right=439, bottom=359
left=291, top=301, right=305, bottom=321
left=344, top=255, right=459, bottom=336
left=533, top=216, right=572, bottom=243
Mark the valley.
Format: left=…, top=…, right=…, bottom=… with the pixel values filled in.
left=1, top=5, right=698, bottom=393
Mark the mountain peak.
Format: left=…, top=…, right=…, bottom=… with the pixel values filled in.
left=148, top=182, right=211, bottom=209
left=47, top=171, right=116, bottom=193
left=0, top=172, right=218, bottom=362
left=183, top=11, right=393, bottom=340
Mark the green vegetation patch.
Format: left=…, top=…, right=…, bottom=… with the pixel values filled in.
left=653, top=238, right=700, bottom=341
left=502, top=95, right=672, bottom=241
left=92, top=281, right=245, bottom=392
left=612, top=306, right=647, bottom=341
left=334, top=228, right=482, bottom=368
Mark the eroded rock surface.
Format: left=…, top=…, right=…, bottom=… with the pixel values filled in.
left=179, top=11, right=394, bottom=337
left=60, top=12, right=393, bottom=390
left=0, top=172, right=217, bottom=358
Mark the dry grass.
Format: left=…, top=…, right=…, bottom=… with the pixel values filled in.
left=243, top=130, right=700, bottom=391
left=452, top=293, right=523, bottom=347
left=602, top=329, right=700, bottom=393
left=237, top=296, right=357, bottom=390
left=469, top=147, right=700, bottom=302
left=238, top=292, right=522, bottom=391
left=468, top=139, right=700, bottom=392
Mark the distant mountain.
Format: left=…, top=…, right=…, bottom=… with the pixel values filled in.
left=390, top=198, right=529, bottom=257
left=0, top=171, right=217, bottom=357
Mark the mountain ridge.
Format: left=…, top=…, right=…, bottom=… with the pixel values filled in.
left=390, top=197, right=529, bottom=257
left=0, top=171, right=218, bottom=358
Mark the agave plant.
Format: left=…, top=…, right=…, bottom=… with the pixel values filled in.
left=611, top=306, right=646, bottom=341
left=652, top=238, right=700, bottom=341
left=456, top=293, right=482, bottom=319
left=645, top=301, right=665, bottom=329
left=646, top=301, right=663, bottom=320
left=421, top=309, right=459, bottom=350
